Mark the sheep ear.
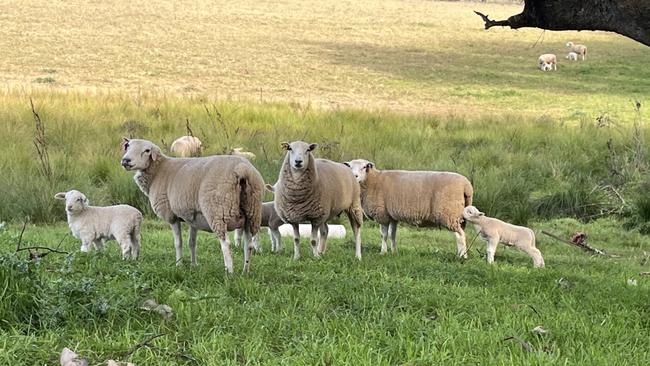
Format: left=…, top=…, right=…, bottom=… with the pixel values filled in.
left=280, top=142, right=290, bottom=150
left=150, top=146, right=161, bottom=161
left=479, top=212, right=485, bottom=216
left=265, top=183, right=275, bottom=193
left=342, top=162, right=350, bottom=167
left=121, top=137, right=130, bottom=151
left=365, top=162, right=374, bottom=171
left=308, top=143, right=318, bottom=152
left=54, top=192, right=67, bottom=200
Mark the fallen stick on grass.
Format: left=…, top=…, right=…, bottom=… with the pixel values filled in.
left=541, top=230, right=613, bottom=256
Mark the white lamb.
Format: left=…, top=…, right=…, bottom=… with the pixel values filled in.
left=566, top=52, right=578, bottom=61
left=538, top=54, right=557, bottom=71
left=463, top=206, right=545, bottom=268
left=54, top=190, right=143, bottom=259
left=170, top=135, right=202, bottom=157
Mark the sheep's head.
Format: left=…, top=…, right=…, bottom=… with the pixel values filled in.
left=566, top=41, right=573, bottom=48
left=541, top=63, right=553, bottom=71
left=54, top=190, right=89, bottom=215
left=343, top=159, right=374, bottom=183
left=121, top=138, right=162, bottom=171
left=462, top=205, right=484, bottom=221
left=281, top=141, right=317, bottom=171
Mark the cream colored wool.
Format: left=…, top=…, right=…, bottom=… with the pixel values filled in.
left=566, top=41, right=587, bottom=60
left=170, top=135, right=202, bottom=157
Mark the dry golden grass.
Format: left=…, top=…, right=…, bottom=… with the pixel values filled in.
left=0, top=0, right=648, bottom=117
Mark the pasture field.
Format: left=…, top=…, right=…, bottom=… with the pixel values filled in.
left=0, top=0, right=650, bottom=365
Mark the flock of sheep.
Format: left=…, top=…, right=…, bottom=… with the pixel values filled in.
left=538, top=41, right=588, bottom=71
left=55, top=134, right=546, bottom=273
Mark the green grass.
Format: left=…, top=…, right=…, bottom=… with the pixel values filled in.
left=1, top=218, right=649, bottom=365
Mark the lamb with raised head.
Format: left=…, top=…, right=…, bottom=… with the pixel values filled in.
left=120, top=138, right=264, bottom=273
left=170, top=135, right=202, bottom=157
left=344, top=159, right=473, bottom=257
left=566, top=52, right=578, bottom=61
left=538, top=54, right=557, bottom=71
left=54, top=190, right=142, bottom=259
left=566, top=42, right=587, bottom=60
left=463, top=205, right=544, bottom=268
left=274, top=141, right=364, bottom=260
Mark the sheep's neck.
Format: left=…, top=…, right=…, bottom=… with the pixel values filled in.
left=280, top=158, right=320, bottom=203
left=134, top=157, right=166, bottom=196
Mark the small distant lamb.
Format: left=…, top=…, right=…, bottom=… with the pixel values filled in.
left=538, top=54, right=557, bottom=71
left=55, top=190, right=142, bottom=259
left=566, top=52, right=578, bottom=61
left=566, top=42, right=587, bottom=60
left=230, top=147, right=256, bottom=160
left=234, top=201, right=283, bottom=252
left=463, top=206, right=545, bottom=268
left=170, top=135, right=202, bottom=157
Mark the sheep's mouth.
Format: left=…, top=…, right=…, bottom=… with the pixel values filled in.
left=121, top=162, right=134, bottom=170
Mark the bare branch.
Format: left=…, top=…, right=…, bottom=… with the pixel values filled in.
left=474, top=11, right=511, bottom=30
left=16, top=245, right=69, bottom=255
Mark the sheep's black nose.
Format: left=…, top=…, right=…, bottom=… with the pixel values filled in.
left=121, top=158, right=131, bottom=166
left=294, top=159, right=303, bottom=167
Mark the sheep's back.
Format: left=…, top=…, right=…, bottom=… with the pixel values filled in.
left=315, top=159, right=359, bottom=217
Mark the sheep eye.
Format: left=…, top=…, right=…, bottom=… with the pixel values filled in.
left=286, top=147, right=292, bottom=151
left=77, top=198, right=83, bottom=202
left=144, top=149, right=151, bottom=153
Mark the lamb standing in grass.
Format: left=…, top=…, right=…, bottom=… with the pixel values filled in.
left=344, top=159, right=473, bottom=257
left=54, top=190, right=142, bottom=259
left=170, top=135, right=202, bottom=157
left=566, top=42, right=587, bottom=60
left=234, top=201, right=284, bottom=252
left=121, top=138, right=264, bottom=273
left=538, top=54, right=557, bottom=71
left=274, top=141, right=364, bottom=260
left=463, top=205, right=545, bottom=268
left=566, top=52, right=578, bottom=61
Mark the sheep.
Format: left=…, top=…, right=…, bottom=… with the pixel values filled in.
left=566, top=52, right=578, bottom=61
left=344, top=159, right=473, bottom=257
left=170, top=135, right=202, bottom=157
left=120, top=138, right=264, bottom=273
left=274, top=141, right=364, bottom=260
left=230, top=147, right=256, bottom=160
left=538, top=54, right=557, bottom=71
left=463, top=205, right=545, bottom=268
left=234, top=201, right=283, bottom=252
left=566, top=41, right=587, bottom=60
left=54, top=190, right=142, bottom=259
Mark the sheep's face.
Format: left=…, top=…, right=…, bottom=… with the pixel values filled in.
left=344, top=159, right=374, bottom=183
left=566, top=41, right=573, bottom=48
left=54, top=190, right=89, bottom=215
left=462, top=205, right=484, bottom=221
left=121, top=138, right=162, bottom=171
left=281, top=141, right=317, bottom=171
left=541, top=63, right=552, bottom=71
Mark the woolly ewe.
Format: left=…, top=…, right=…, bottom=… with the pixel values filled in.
left=274, top=141, right=364, bottom=260
left=170, top=135, right=202, bottom=157
left=345, top=159, right=473, bottom=257
left=121, top=138, right=264, bottom=273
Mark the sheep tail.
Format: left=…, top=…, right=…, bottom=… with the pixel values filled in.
left=464, top=180, right=474, bottom=207
left=236, top=164, right=264, bottom=236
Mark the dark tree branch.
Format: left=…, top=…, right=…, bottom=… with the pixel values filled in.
left=474, top=11, right=511, bottom=30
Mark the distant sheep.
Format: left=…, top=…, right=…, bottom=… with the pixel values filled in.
left=566, top=52, right=578, bottom=61
left=566, top=42, right=587, bottom=60
left=538, top=54, right=557, bottom=71
left=170, top=135, right=202, bottom=157
left=121, top=138, right=264, bottom=273
left=230, top=147, right=256, bottom=160
left=345, top=159, right=473, bottom=257
left=274, top=141, right=363, bottom=260
left=54, top=190, right=142, bottom=259
left=463, top=206, right=545, bottom=268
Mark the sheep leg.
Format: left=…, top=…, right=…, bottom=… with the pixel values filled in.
left=217, top=232, right=234, bottom=274
left=252, top=233, right=262, bottom=253
left=292, top=224, right=301, bottom=260
left=379, top=224, right=389, bottom=254
left=318, top=224, right=329, bottom=255
left=117, top=234, right=134, bottom=260
left=80, top=238, right=92, bottom=253
left=188, top=225, right=198, bottom=266
left=94, top=238, right=105, bottom=251
left=233, top=228, right=243, bottom=248
left=270, top=227, right=282, bottom=253
left=486, top=237, right=499, bottom=264
left=170, top=221, right=183, bottom=265
left=454, top=229, right=468, bottom=259
left=389, top=221, right=398, bottom=254
left=310, top=224, right=321, bottom=258
left=518, top=244, right=545, bottom=268
left=242, top=229, right=254, bottom=274
left=131, top=226, right=141, bottom=260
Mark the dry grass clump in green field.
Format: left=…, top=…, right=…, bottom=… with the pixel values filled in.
left=0, top=0, right=648, bottom=119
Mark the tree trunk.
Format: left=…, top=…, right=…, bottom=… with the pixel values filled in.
left=475, top=0, right=650, bottom=47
